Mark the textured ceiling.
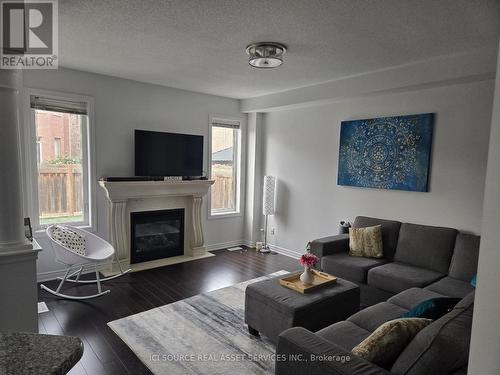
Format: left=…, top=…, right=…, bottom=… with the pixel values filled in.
left=59, top=0, right=500, bottom=99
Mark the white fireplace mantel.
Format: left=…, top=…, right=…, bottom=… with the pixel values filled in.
left=99, top=179, right=215, bottom=272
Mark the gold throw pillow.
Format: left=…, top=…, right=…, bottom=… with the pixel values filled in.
left=349, top=225, right=383, bottom=258
left=352, top=318, right=431, bottom=369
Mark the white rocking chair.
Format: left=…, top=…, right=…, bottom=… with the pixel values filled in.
left=40, top=225, right=131, bottom=300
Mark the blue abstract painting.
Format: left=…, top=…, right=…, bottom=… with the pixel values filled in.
left=337, top=113, right=434, bottom=192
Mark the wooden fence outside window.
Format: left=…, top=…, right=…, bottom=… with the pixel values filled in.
left=211, top=164, right=235, bottom=211
left=38, top=164, right=83, bottom=219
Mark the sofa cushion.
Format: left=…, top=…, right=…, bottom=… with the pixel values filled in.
left=322, top=253, right=389, bottom=283
left=388, top=288, right=446, bottom=310
left=401, top=297, right=461, bottom=320
left=352, top=318, right=431, bottom=369
left=425, top=277, right=475, bottom=298
left=448, top=233, right=480, bottom=282
left=348, top=302, right=408, bottom=332
left=391, top=292, right=474, bottom=375
left=452, top=367, right=468, bottom=375
left=349, top=225, right=384, bottom=258
left=368, top=262, right=444, bottom=294
left=394, top=223, right=457, bottom=273
left=353, top=216, right=402, bottom=260
left=317, top=321, right=371, bottom=351
left=453, top=291, right=475, bottom=309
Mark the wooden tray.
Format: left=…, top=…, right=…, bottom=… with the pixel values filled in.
left=279, top=270, right=337, bottom=294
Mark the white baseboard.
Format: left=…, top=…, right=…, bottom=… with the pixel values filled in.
left=211, top=239, right=301, bottom=259
left=37, top=240, right=300, bottom=281
left=205, top=240, right=247, bottom=252
left=38, top=242, right=240, bottom=281
left=37, top=269, right=66, bottom=282
left=267, top=243, right=302, bottom=259
left=37, top=264, right=107, bottom=282
left=242, top=239, right=255, bottom=248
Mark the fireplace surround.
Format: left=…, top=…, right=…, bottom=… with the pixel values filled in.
left=99, top=179, right=215, bottom=273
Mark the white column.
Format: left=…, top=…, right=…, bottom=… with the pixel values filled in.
left=0, top=70, right=26, bottom=251
left=108, top=200, right=128, bottom=260
left=191, top=195, right=205, bottom=256
left=244, top=112, right=264, bottom=245
left=105, top=199, right=128, bottom=273
left=468, top=42, right=500, bottom=375
left=0, top=70, right=41, bottom=333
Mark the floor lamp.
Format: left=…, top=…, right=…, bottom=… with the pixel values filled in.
left=261, top=175, right=276, bottom=253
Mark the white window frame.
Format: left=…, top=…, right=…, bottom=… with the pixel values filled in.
left=21, top=88, right=97, bottom=233
left=208, top=114, right=244, bottom=219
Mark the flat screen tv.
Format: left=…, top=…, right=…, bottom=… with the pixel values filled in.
left=135, top=130, right=203, bottom=177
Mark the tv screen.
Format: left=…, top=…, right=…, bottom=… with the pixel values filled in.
left=135, top=130, right=203, bottom=177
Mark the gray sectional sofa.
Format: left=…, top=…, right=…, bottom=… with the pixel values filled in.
left=276, top=289, right=474, bottom=375
left=274, top=216, right=480, bottom=374
left=310, top=216, right=479, bottom=306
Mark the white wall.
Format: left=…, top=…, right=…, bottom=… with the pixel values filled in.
left=260, top=79, right=494, bottom=255
left=244, top=113, right=264, bottom=244
left=468, top=42, right=500, bottom=375
left=21, top=68, right=246, bottom=280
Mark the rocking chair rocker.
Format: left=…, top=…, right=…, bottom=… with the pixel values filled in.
left=40, top=225, right=131, bottom=300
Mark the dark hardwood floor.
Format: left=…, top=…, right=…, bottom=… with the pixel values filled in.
left=37, top=248, right=298, bottom=375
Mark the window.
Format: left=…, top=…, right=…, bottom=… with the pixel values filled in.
left=210, top=118, right=241, bottom=216
left=29, top=94, right=92, bottom=227
left=54, top=137, right=61, bottom=157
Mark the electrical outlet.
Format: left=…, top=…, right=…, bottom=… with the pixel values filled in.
left=271, top=228, right=275, bottom=235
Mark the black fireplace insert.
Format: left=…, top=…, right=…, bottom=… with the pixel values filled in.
left=130, top=209, right=184, bottom=264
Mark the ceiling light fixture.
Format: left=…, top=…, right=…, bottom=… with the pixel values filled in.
left=245, top=42, right=287, bottom=68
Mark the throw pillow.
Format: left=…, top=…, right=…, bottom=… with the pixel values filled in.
left=401, top=297, right=461, bottom=320
left=51, top=226, right=87, bottom=256
left=352, top=318, right=431, bottom=369
left=470, top=275, right=477, bottom=287
left=349, top=225, right=383, bottom=258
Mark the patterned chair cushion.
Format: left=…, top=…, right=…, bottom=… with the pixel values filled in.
left=51, top=226, right=86, bottom=256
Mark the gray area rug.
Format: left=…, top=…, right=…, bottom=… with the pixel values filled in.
left=108, top=271, right=289, bottom=375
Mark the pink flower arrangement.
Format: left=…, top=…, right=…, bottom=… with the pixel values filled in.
left=299, top=253, right=318, bottom=268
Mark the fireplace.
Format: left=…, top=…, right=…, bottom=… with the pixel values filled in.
left=99, top=179, right=214, bottom=273
left=130, top=209, right=184, bottom=264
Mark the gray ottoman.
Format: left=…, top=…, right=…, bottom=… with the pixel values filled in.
left=244, top=272, right=360, bottom=344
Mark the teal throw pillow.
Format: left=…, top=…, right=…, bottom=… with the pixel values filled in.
left=402, top=297, right=461, bottom=320
left=470, top=275, right=477, bottom=287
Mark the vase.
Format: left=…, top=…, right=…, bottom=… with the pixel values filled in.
left=300, top=266, right=314, bottom=285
